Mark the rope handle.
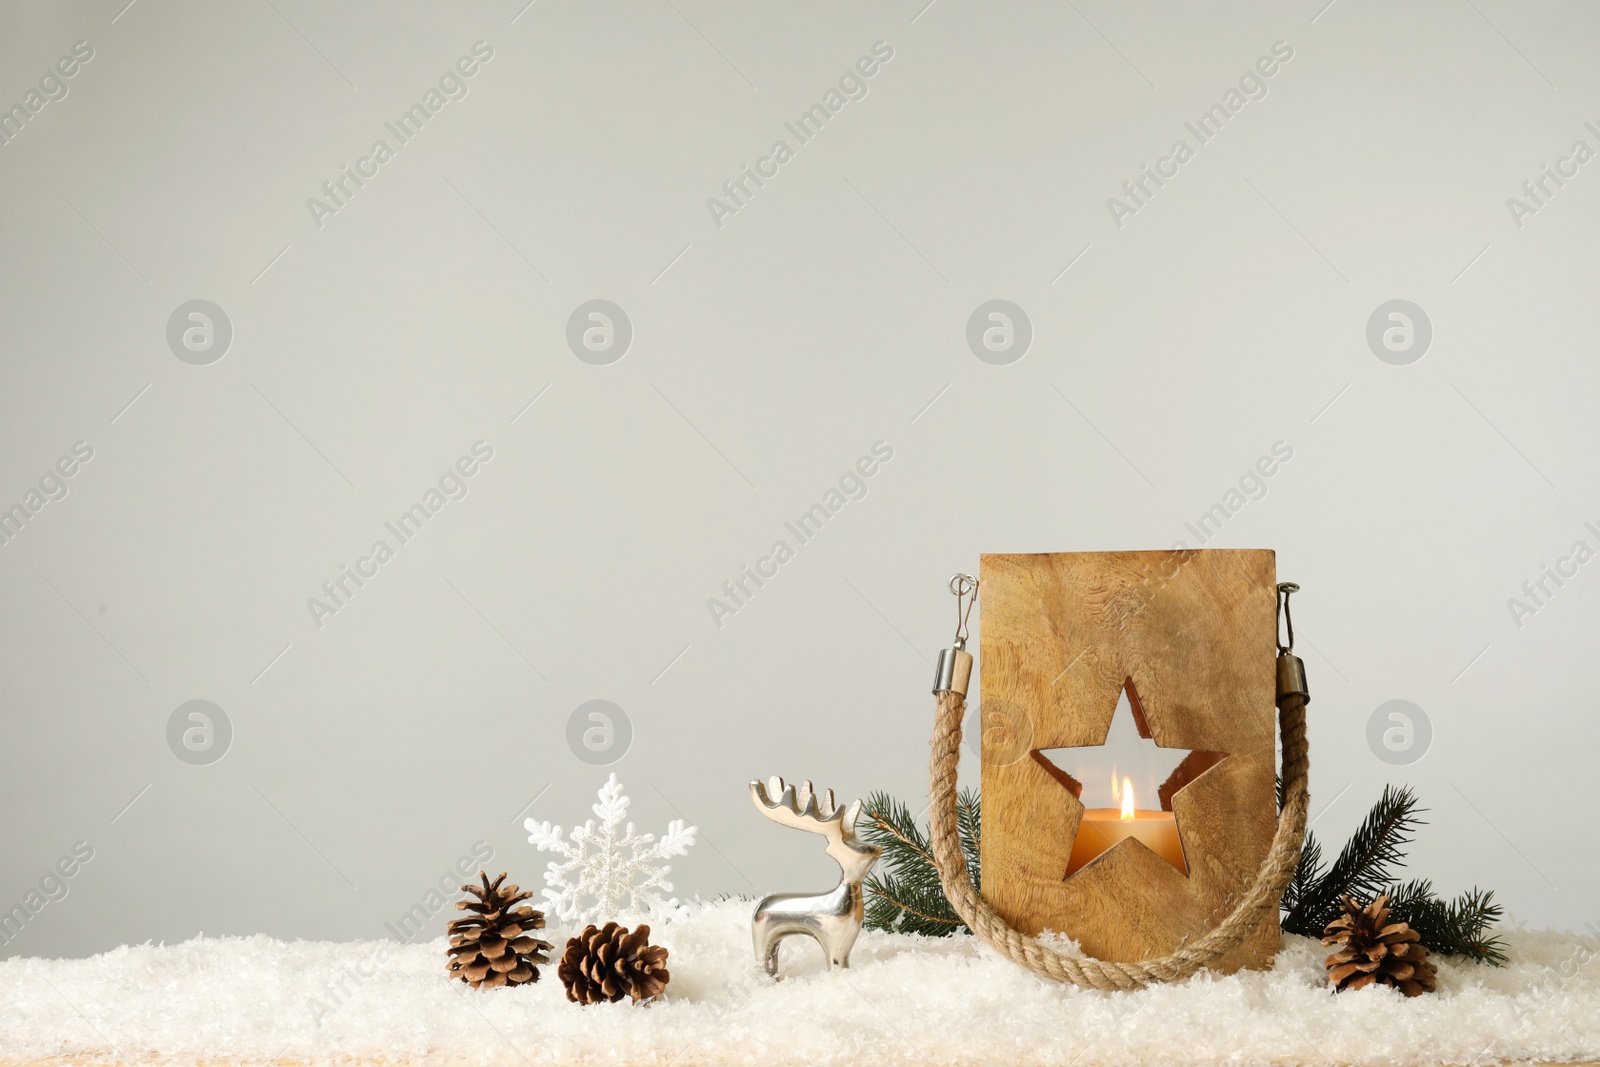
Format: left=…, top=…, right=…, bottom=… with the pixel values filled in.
left=925, top=581, right=1311, bottom=991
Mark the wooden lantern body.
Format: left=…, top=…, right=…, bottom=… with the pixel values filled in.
left=978, top=549, right=1280, bottom=972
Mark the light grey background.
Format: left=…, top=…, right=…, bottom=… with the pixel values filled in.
left=2, top=0, right=1596, bottom=960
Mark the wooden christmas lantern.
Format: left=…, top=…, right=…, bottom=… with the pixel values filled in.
left=976, top=549, right=1283, bottom=972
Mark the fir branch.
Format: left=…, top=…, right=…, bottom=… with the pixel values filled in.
left=860, top=789, right=979, bottom=937
left=1387, top=880, right=1508, bottom=965
left=1323, top=784, right=1424, bottom=904
left=1278, top=786, right=1505, bottom=966
left=866, top=798, right=937, bottom=863
left=1281, top=784, right=1423, bottom=937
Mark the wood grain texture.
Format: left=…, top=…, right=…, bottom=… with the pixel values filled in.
left=978, top=549, right=1279, bottom=972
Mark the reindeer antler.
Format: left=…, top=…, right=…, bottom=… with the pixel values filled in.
left=750, top=776, right=869, bottom=852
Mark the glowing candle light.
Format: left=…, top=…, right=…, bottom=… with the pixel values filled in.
left=1066, top=777, right=1187, bottom=876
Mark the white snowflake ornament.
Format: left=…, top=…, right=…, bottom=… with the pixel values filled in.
left=525, top=774, right=697, bottom=924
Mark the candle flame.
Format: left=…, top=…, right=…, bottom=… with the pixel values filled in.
left=1120, top=777, right=1135, bottom=820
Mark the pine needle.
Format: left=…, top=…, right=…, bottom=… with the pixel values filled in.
left=860, top=789, right=979, bottom=936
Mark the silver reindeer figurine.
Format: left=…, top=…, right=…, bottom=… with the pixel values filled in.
left=750, top=776, right=882, bottom=976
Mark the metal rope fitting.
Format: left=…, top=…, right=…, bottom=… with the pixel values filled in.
left=1276, top=651, right=1309, bottom=705
left=934, top=573, right=978, bottom=696
left=1275, top=582, right=1309, bottom=705
left=933, top=647, right=973, bottom=697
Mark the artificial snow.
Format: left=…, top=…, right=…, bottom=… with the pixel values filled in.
left=1, top=899, right=1596, bottom=1067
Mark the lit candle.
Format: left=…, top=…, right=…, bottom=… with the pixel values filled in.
left=1065, top=777, right=1187, bottom=876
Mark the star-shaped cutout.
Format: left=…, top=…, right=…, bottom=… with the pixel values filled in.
left=1033, top=679, right=1227, bottom=877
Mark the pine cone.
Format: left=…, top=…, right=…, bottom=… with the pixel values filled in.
left=447, top=871, right=553, bottom=988
left=1322, top=894, right=1436, bottom=996
left=558, top=922, right=670, bottom=1004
